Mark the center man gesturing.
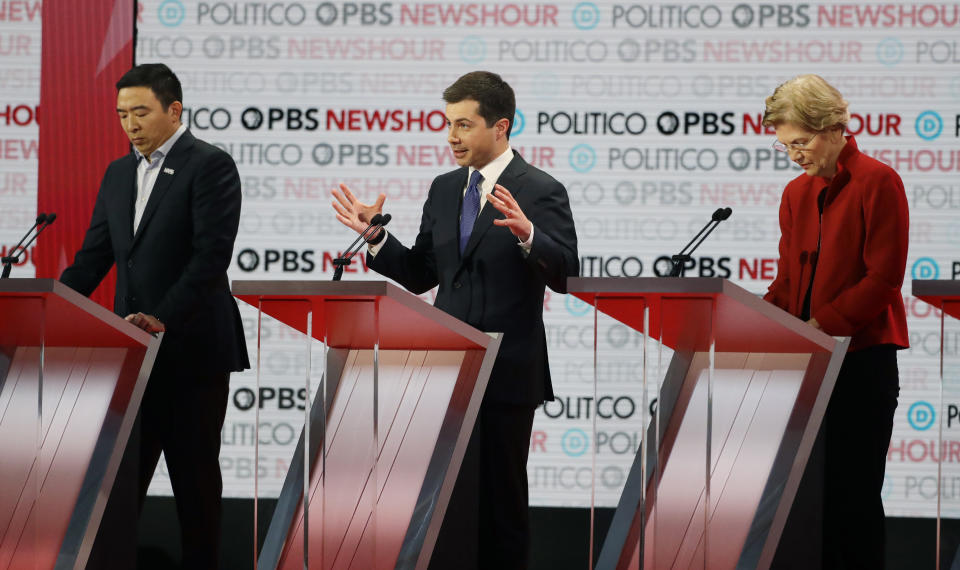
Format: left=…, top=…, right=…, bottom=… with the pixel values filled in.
left=332, top=71, right=578, bottom=569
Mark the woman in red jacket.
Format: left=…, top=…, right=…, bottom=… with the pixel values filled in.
left=762, top=75, right=908, bottom=569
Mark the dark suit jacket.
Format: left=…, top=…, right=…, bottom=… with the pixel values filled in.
left=369, top=151, right=578, bottom=405
left=60, top=130, right=249, bottom=375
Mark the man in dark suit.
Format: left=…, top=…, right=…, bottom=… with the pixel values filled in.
left=59, top=63, right=248, bottom=569
left=332, top=71, right=578, bottom=569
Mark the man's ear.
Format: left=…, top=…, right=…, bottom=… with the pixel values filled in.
left=496, top=117, right=510, bottom=139
left=168, top=101, right=183, bottom=122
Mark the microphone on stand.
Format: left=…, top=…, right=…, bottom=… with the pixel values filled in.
left=332, top=213, right=391, bottom=282
left=1, top=212, right=55, bottom=279
left=667, top=207, right=732, bottom=277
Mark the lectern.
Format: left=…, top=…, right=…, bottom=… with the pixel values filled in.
left=914, top=279, right=960, bottom=321
left=232, top=280, right=501, bottom=570
left=912, top=279, right=960, bottom=567
left=567, top=277, right=849, bottom=570
left=0, top=279, right=160, bottom=570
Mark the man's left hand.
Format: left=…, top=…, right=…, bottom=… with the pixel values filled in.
left=488, top=184, right=533, bottom=242
left=126, top=312, right=166, bottom=334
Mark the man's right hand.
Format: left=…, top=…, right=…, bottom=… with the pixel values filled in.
left=331, top=183, right=386, bottom=234
left=125, top=312, right=165, bottom=334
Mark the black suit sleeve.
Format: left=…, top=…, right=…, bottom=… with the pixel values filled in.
left=59, top=166, right=117, bottom=296
left=152, top=150, right=242, bottom=330
left=367, top=184, right=440, bottom=294
left=525, top=178, right=579, bottom=294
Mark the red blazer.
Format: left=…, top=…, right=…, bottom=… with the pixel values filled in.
left=764, top=136, right=909, bottom=351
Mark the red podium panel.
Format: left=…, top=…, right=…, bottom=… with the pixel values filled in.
left=0, top=279, right=160, bottom=570
left=232, top=280, right=501, bottom=570
left=568, top=277, right=848, bottom=570
left=570, top=277, right=831, bottom=354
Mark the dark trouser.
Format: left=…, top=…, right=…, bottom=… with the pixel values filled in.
left=429, top=402, right=538, bottom=570
left=773, top=344, right=900, bottom=570
left=138, top=367, right=231, bottom=570
left=89, top=366, right=230, bottom=570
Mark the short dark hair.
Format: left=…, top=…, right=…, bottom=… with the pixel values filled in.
left=443, top=71, right=515, bottom=138
left=116, top=63, right=183, bottom=109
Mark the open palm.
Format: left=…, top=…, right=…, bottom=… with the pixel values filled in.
left=331, top=183, right=386, bottom=234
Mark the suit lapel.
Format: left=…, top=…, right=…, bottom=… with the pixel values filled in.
left=132, top=131, right=195, bottom=247
left=445, top=168, right=468, bottom=254
left=117, top=155, right=137, bottom=243
left=461, top=151, right=527, bottom=260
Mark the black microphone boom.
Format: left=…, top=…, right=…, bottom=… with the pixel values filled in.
left=1, top=212, right=52, bottom=279
left=332, top=213, right=391, bottom=281
left=667, top=207, right=732, bottom=277
left=342, top=213, right=384, bottom=257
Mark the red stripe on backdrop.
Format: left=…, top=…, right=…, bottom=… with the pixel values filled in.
left=37, top=0, right=134, bottom=309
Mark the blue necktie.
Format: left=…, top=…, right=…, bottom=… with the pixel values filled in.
left=459, top=170, right=483, bottom=254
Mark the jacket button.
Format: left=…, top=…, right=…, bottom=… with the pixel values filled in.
left=453, top=281, right=461, bottom=289
left=127, top=260, right=133, bottom=268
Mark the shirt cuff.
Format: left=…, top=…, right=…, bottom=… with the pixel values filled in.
left=368, top=229, right=388, bottom=257
left=518, top=223, right=534, bottom=254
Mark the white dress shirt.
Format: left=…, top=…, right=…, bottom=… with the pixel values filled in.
left=133, top=124, right=187, bottom=233
left=470, top=145, right=514, bottom=213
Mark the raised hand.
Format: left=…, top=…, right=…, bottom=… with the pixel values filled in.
left=331, top=183, right=386, bottom=234
left=488, top=184, right=533, bottom=242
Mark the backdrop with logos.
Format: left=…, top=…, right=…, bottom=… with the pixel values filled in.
left=3, top=0, right=959, bottom=518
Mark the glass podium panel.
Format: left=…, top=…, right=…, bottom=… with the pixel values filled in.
left=570, top=277, right=848, bottom=570
left=939, top=299, right=960, bottom=568
left=645, top=296, right=713, bottom=570
left=0, top=296, right=42, bottom=570
left=911, top=280, right=960, bottom=568
left=588, top=293, right=718, bottom=570
left=253, top=298, right=322, bottom=569
left=589, top=296, right=658, bottom=569
left=312, top=297, right=378, bottom=570
left=234, top=281, right=500, bottom=570
left=0, top=280, right=159, bottom=570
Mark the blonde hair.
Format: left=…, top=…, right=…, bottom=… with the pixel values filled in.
left=762, top=74, right=850, bottom=131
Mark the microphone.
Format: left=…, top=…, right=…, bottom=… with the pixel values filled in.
left=667, top=207, right=732, bottom=277
left=343, top=213, right=384, bottom=257
left=332, top=213, right=391, bottom=281
left=2, top=212, right=56, bottom=279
